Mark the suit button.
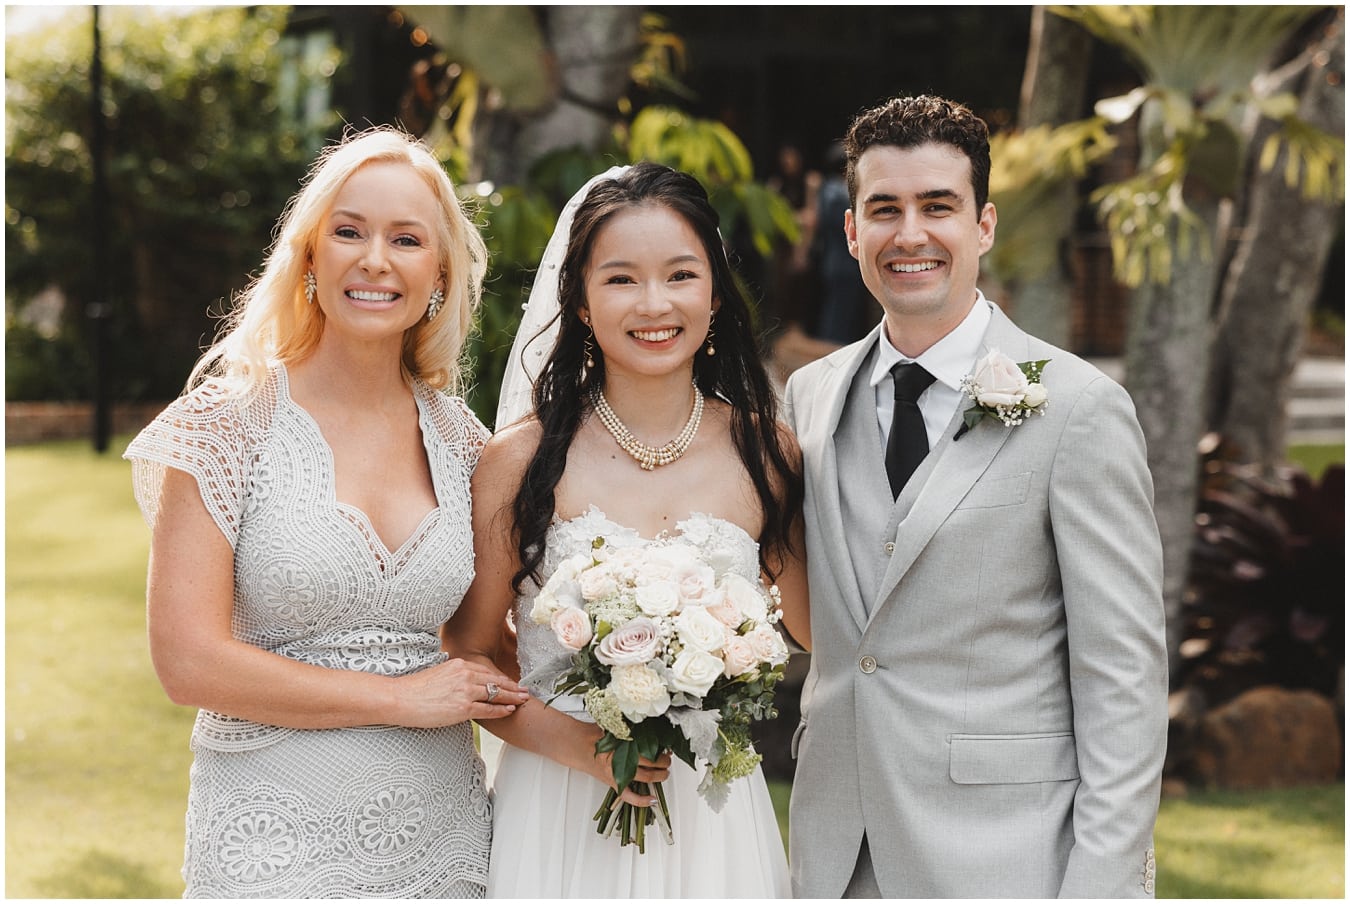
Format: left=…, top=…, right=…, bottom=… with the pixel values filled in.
left=859, top=655, right=877, bottom=674
left=883, top=542, right=895, bottom=554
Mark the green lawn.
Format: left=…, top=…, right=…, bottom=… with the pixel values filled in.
left=1288, top=442, right=1345, bottom=481
left=6, top=435, right=1344, bottom=898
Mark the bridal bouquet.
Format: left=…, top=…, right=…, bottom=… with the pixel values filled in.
left=530, top=534, right=790, bottom=851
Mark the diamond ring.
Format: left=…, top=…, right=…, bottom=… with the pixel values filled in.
left=485, top=682, right=501, bottom=703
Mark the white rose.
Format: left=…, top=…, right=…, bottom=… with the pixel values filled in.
left=668, top=648, right=723, bottom=697
left=675, top=604, right=727, bottom=653
left=635, top=580, right=680, bottom=617
left=578, top=563, right=620, bottom=602
left=1022, top=381, right=1048, bottom=409
left=550, top=606, right=593, bottom=651
left=720, top=573, right=770, bottom=624
left=531, top=555, right=588, bottom=623
left=721, top=635, right=759, bottom=677
left=634, top=547, right=681, bottom=585
left=607, top=663, right=671, bottom=720
left=705, top=546, right=738, bottom=578
left=531, top=583, right=582, bottom=625
left=551, top=553, right=589, bottom=586
left=703, top=588, right=743, bottom=629
left=672, top=557, right=717, bottom=607
left=595, top=616, right=661, bottom=666
left=746, top=623, right=789, bottom=666
left=606, top=546, right=645, bottom=583
left=971, top=349, right=1028, bottom=408
left=530, top=587, right=564, bottom=625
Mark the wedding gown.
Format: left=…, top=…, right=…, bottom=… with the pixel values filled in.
left=126, top=366, right=494, bottom=897
left=486, top=507, right=791, bottom=898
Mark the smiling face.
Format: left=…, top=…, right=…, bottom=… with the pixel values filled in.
left=845, top=142, right=996, bottom=355
left=581, top=203, right=717, bottom=381
left=311, top=161, right=443, bottom=348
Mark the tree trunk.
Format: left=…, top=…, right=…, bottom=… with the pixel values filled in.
left=482, top=6, right=643, bottom=184
left=1010, top=6, right=1093, bottom=347
left=1207, top=10, right=1345, bottom=470
left=1126, top=249, right=1219, bottom=680
left=1124, top=98, right=1226, bottom=678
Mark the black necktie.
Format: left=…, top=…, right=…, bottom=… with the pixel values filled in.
left=885, top=362, right=936, bottom=497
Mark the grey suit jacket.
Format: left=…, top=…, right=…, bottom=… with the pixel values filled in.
left=784, top=303, right=1167, bottom=898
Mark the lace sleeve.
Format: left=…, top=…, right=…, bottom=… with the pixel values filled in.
left=123, top=380, right=263, bottom=548
left=426, top=388, right=491, bottom=472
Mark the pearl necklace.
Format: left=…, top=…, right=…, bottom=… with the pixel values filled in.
left=590, top=381, right=704, bottom=471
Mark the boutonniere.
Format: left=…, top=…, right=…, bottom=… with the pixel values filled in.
left=953, top=349, right=1050, bottom=441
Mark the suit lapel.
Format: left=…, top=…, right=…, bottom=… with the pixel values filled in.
left=807, top=327, right=882, bottom=634
left=872, top=306, right=1032, bottom=611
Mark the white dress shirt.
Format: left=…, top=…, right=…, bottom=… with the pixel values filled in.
left=870, top=292, right=992, bottom=450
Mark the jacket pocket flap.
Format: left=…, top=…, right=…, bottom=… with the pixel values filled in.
left=949, top=732, right=1080, bottom=784
left=955, top=472, right=1032, bottom=509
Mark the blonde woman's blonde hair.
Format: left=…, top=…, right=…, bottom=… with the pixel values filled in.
left=188, top=126, right=487, bottom=395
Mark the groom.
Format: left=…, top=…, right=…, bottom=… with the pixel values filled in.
left=783, top=94, right=1168, bottom=898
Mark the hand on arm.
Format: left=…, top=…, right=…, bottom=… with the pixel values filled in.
left=442, top=425, right=670, bottom=807
left=146, top=465, right=524, bottom=729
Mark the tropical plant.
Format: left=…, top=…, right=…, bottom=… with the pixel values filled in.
left=1207, top=10, right=1345, bottom=472
left=1181, top=434, right=1344, bottom=706
left=984, top=118, right=1117, bottom=288
left=1032, top=5, right=1344, bottom=665
left=1054, top=5, right=1341, bottom=286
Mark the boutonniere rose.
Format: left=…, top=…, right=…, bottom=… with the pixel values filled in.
left=955, top=349, right=1050, bottom=439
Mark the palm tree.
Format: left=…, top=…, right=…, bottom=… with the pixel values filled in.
left=1051, top=5, right=1341, bottom=669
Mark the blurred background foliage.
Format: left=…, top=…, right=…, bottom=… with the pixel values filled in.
left=4, top=6, right=804, bottom=424
left=6, top=6, right=325, bottom=401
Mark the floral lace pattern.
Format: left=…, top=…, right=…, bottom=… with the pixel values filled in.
left=126, top=365, right=492, bottom=897
left=515, top=507, right=762, bottom=706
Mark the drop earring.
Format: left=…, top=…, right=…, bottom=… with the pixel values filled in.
left=427, top=287, right=445, bottom=321
left=582, top=316, right=595, bottom=369
left=304, top=270, right=317, bottom=305
left=704, top=314, right=716, bottom=357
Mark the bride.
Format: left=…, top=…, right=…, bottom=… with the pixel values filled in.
left=445, top=162, right=810, bottom=897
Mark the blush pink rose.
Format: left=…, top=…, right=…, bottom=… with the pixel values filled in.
left=595, top=616, right=661, bottom=666
left=971, top=349, right=1028, bottom=408
left=551, top=607, right=593, bottom=651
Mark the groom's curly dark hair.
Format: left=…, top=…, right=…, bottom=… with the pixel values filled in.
left=509, top=162, right=802, bottom=594
left=843, top=93, right=992, bottom=214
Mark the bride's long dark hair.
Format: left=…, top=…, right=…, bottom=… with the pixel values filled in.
left=510, top=162, right=802, bottom=593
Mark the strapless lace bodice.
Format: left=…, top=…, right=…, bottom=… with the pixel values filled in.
left=514, top=507, right=762, bottom=706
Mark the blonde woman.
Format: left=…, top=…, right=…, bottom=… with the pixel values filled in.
left=125, top=127, right=528, bottom=898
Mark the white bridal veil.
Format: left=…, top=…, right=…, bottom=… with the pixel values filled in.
left=494, top=165, right=631, bottom=429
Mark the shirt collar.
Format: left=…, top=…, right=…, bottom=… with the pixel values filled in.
left=869, top=291, right=993, bottom=391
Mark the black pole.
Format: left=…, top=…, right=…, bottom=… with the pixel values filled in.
left=89, top=5, right=111, bottom=452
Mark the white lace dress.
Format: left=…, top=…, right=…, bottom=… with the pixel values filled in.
left=125, top=365, right=493, bottom=898
left=486, top=508, right=791, bottom=898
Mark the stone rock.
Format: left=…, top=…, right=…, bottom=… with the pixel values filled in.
left=1190, top=685, right=1342, bottom=789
